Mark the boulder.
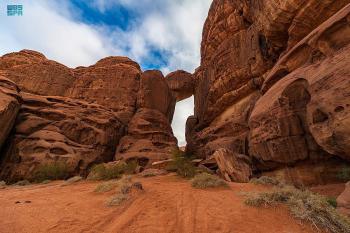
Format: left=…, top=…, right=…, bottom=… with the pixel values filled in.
left=0, top=92, right=124, bottom=182
left=166, top=70, right=194, bottom=102
left=0, top=76, right=21, bottom=150
left=337, top=181, right=350, bottom=217
left=213, top=148, right=252, bottom=183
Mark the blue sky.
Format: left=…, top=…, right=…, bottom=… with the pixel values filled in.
left=0, top=0, right=212, bottom=145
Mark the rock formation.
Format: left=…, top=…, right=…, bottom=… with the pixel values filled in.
left=0, top=93, right=124, bottom=181
left=0, top=52, right=177, bottom=182
left=69, top=56, right=141, bottom=124
left=0, top=0, right=350, bottom=186
left=186, top=0, right=350, bottom=185
left=213, top=148, right=251, bottom=183
left=0, top=50, right=75, bottom=96
left=166, top=70, right=194, bottom=102
left=116, top=71, right=177, bottom=165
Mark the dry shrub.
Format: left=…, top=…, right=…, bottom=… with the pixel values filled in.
left=191, top=173, right=228, bottom=189
left=105, top=176, right=143, bottom=207
left=13, top=180, right=31, bottom=186
left=245, top=185, right=350, bottom=233
left=41, top=180, right=51, bottom=184
left=250, top=176, right=283, bottom=186
left=0, top=181, right=6, bottom=189
left=33, top=161, right=69, bottom=182
left=61, top=176, right=83, bottom=186
left=140, top=169, right=167, bottom=177
left=94, top=181, right=119, bottom=193
left=107, top=193, right=129, bottom=206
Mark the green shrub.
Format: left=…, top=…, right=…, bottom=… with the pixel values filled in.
left=191, top=173, right=228, bottom=189
left=245, top=186, right=350, bottom=233
left=88, top=163, right=124, bottom=181
left=33, top=161, right=69, bottom=182
left=337, top=166, right=350, bottom=181
left=88, top=161, right=138, bottom=181
left=169, top=149, right=196, bottom=178
left=326, top=197, right=338, bottom=208
left=123, top=160, right=138, bottom=175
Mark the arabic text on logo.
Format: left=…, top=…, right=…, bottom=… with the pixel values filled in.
left=7, top=5, right=23, bottom=16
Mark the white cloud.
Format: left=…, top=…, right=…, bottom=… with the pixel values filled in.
left=0, top=0, right=211, bottom=146
left=0, top=1, right=115, bottom=67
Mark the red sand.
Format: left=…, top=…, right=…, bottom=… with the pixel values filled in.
left=0, top=174, right=319, bottom=233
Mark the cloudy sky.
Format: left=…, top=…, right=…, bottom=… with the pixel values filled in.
left=0, top=0, right=212, bottom=145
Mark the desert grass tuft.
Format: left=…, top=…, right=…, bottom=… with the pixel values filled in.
left=140, top=169, right=167, bottom=177
left=61, top=176, right=83, bottom=186
left=105, top=175, right=142, bottom=206
left=337, top=166, right=350, bottom=181
left=88, top=162, right=137, bottom=181
left=13, top=180, right=31, bottom=186
left=33, top=161, right=69, bottom=182
left=191, top=173, right=228, bottom=189
left=0, top=181, right=6, bottom=189
left=94, top=181, right=118, bottom=193
left=107, top=193, right=129, bottom=206
left=41, top=180, right=51, bottom=184
left=168, top=149, right=196, bottom=178
left=245, top=185, right=350, bottom=233
left=250, top=176, right=284, bottom=186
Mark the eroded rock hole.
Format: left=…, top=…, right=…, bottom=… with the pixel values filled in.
left=334, top=106, right=344, bottom=112
left=313, top=109, right=329, bottom=124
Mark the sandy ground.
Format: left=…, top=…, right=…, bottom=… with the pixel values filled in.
left=0, top=174, right=321, bottom=233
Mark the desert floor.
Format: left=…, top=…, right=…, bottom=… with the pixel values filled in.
left=0, top=174, right=339, bottom=233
